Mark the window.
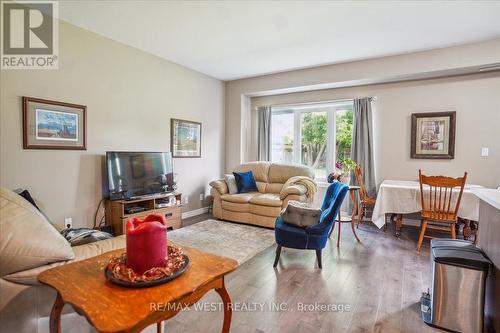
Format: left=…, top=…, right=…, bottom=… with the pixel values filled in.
left=270, top=111, right=295, bottom=163
left=271, top=101, right=353, bottom=181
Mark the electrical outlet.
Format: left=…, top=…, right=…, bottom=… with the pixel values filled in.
left=64, top=217, right=73, bottom=229
left=200, top=193, right=204, bottom=201
left=184, top=197, right=189, bottom=205
left=481, top=147, right=489, bottom=157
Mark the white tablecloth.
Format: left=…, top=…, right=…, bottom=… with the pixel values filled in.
left=372, top=180, right=483, bottom=229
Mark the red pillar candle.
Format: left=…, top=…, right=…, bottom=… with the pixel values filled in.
left=126, top=214, right=168, bottom=275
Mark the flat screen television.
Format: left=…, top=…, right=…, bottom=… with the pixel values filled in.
left=106, top=151, right=174, bottom=200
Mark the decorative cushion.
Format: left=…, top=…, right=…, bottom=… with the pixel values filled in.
left=281, top=200, right=321, bottom=228
left=224, top=174, right=238, bottom=194
left=4, top=236, right=126, bottom=285
left=233, top=171, right=258, bottom=193
left=0, top=187, right=74, bottom=276
left=60, top=228, right=114, bottom=247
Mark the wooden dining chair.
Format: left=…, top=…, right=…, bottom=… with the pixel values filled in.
left=416, top=170, right=467, bottom=251
left=354, top=166, right=377, bottom=228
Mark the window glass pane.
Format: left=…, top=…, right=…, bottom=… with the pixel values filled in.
left=271, top=112, right=294, bottom=163
left=335, top=108, right=354, bottom=161
left=301, top=111, right=327, bottom=179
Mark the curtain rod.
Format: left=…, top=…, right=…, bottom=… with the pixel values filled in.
left=256, top=97, right=376, bottom=110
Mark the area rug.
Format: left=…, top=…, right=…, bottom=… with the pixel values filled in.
left=168, top=219, right=275, bottom=264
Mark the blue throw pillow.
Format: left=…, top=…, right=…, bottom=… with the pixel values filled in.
left=233, top=171, right=258, bottom=193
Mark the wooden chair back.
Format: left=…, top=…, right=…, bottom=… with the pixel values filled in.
left=354, top=166, right=369, bottom=201
left=418, top=170, right=467, bottom=221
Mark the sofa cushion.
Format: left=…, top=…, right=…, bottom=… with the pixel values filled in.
left=0, top=187, right=74, bottom=276
left=256, top=181, right=267, bottom=193
left=249, top=193, right=282, bottom=207
left=265, top=183, right=284, bottom=194
left=221, top=192, right=259, bottom=204
left=268, top=163, right=315, bottom=183
left=233, top=171, right=258, bottom=193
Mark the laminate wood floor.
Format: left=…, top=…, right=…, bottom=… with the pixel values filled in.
left=167, top=216, right=441, bottom=333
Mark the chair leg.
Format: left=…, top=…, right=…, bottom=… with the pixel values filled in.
left=357, top=204, right=364, bottom=228
left=450, top=223, right=456, bottom=239
left=316, top=250, right=322, bottom=269
left=273, top=245, right=282, bottom=267
left=417, top=219, right=428, bottom=251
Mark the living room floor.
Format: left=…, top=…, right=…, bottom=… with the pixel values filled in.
left=167, top=215, right=441, bottom=333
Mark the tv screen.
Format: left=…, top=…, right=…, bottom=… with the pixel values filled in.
left=106, top=151, right=174, bottom=200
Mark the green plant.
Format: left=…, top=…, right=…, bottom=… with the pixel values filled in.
left=340, top=158, right=357, bottom=173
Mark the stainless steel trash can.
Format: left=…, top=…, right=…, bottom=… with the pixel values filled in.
left=421, top=239, right=491, bottom=333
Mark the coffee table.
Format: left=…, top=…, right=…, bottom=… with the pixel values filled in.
left=38, top=244, right=238, bottom=333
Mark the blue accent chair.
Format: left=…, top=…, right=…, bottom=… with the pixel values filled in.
left=273, top=181, right=349, bottom=269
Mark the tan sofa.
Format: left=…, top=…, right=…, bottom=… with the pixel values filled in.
left=0, top=187, right=131, bottom=333
left=209, top=162, right=315, bottom=228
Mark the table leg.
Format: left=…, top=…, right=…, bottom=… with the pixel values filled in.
left=50, top=292, right=64, bottom=333
left=215, top=278, right=232, bottom=333
left=157, top=322, right=162, bottom=333
left=349, top=190, right=361, bottom=243
left=328, top=220, right=335, bottom=239
left=337, top=211, right=341, bottom=248
left=393, top=214, right=403, bottom=237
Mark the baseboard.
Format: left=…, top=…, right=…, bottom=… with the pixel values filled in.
left=182, top=207, right=209, bottom=219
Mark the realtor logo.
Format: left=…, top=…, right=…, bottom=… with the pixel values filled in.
left=1, top=1, right=59, bottom=69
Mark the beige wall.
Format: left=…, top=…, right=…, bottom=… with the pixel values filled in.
left=0, top=21, right=225, bottom=228
left=251, top=73, right=500, bottom=188
left=225, top=38, right=500, bottom=172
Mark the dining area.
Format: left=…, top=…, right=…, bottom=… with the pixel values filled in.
left=330, top=166, right=485, bottom=252
left=371, top=174, right=482, bottom=247
left=340, top=166, right=500, bottom=332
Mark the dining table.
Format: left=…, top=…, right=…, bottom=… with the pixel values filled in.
left=372, top=180, right=483, bottom=236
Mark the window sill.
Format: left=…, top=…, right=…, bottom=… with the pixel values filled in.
left=315, top=181, right=330, bottom=188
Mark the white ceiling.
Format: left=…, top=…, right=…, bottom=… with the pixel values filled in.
left=59, top=1, right=500, bottom=81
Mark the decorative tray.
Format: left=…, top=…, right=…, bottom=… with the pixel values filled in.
left=104, top=246, right=189, bottom=288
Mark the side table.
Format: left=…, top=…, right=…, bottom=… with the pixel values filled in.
left=328, top=185, right=361, bottom=247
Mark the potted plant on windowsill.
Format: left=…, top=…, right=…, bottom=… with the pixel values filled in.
left=335, top=159, right=357, bottom=184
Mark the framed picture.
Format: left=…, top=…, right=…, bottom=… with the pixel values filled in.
left=171, top=118, right=201, bottom=158
left=411, top=111, right=456, bottom=159
left=23, top=97, right=87, bottom=150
